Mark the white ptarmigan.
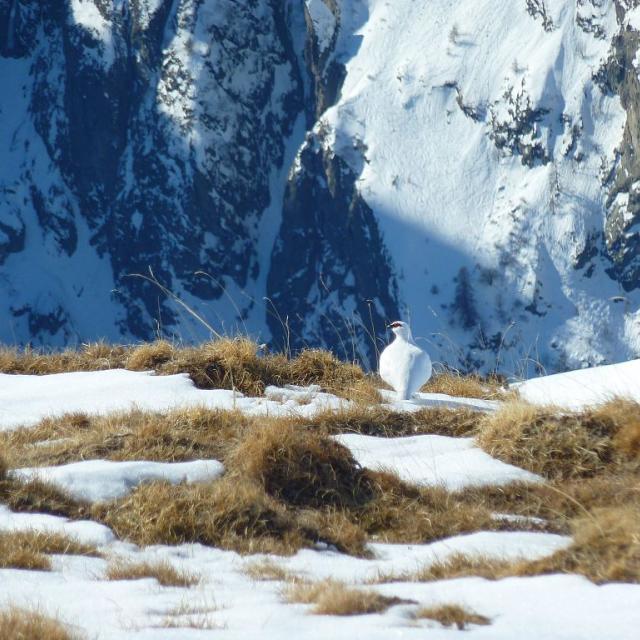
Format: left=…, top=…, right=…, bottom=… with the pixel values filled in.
left=379, top=321, right=432, bottom=400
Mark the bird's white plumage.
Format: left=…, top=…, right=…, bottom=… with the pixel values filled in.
left=379, top=321, right=432, bottom=400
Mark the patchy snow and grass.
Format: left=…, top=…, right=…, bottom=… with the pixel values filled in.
left=0, top=505, right=114, bottom=547
left=9, top=459, right=225, bottom=503
left=0, top=527, right=636, bottom=639
left=1, top=360, right=639, bottom=637
left=0, top=370, right=349, bottom=431
left=256, top=531, right=571, bottom=583
left=0, top=369, right=500, bottom=431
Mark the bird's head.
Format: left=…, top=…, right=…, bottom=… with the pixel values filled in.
left=388, top=320, right=411, bottom=340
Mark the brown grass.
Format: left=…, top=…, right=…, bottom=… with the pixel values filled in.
left=415, top=604, right=491, bottom=629
left=0, top=478, right=88, bottom=521
left=371, top=552, right=516, bottom=584
left=422, top=370, right=505, bottom=399
left=354, top=475, right=496, bottom=544
left=105, top=559, right=199, bottom=587
left=125, top=340, right=176, bottom=371
left=0, top=339, right=366, bottom=396
left=5, top=346, right=637, bottom=581
left=0, top=407, right=250, bottom=470
left=0, top=404, right=484, bottom=474
left=0, top=454, right=7, bottom=481
left=243, top=559, right=294, bottom=582
left=0, top=342, right=128, bottom=375
left=283, top=579, right=412, bottom=615
left=0, top=607, right=83, bottom=640
left=521, top=505, right=640, bottom=583
left=2, top=412, right=498, bottom=556
left=476, top=400, right=640, bottom=480
left=375, top=505, right=640, bottom=585
left=1, top=420, right=504, bottom=556
left=297, top=405, right=482, bottom=438
left=92, top=477, right=351, bottom=555
left=0, top=531, right=98, bottom=571
left=227, top=421, right=498, bottom=549
left=600, top=399, right=640, bottom=460
left=229, top=421, right=376, bottom=509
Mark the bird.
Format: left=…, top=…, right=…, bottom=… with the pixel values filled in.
left=379, top=321, right=432, bottom=400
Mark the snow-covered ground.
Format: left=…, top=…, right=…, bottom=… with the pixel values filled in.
left=334, top=433, right=541, bottom=490
left=1, top=361, right=639, bottom=637
left=514, top=358, right=640, bottom=410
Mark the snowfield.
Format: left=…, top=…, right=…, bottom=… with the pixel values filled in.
left=0, top=360, right=639, bottom=637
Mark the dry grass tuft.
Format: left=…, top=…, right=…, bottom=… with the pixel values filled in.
left=299, top=405, right=482, bottom=438
left=159, top=341, right=366, bottom=397
left=288, top=349, right=364, bottom=391
left=105, top=559, right=199, bottom=587
left=0, top=531, right=98, bottom=571
left=355, top=479, right=495, bottom=544
left=422, top=370, right=505, bottom=399
left=125, top=340, right=176, bottom=371
left=94, top=478, right=314, bottom=555
left=0, top=342, right=127, bottom=375
left=0, top=339, right=366, bottom=397
left=597, top=399, right=640, bottom=460
left=0, top=454, right=7, bottom=482
left=2, top=405, right=464, bottom=475
left=476, top=401, right=626, bottom=480
left=157, top=338, right=281, bottom=394
left=243, top=559, right=294, bottom=582
left=0, top=607, right=83, bottom=640
left=0, top=407, right=250, bottom=470
left=371, top=552, right=516, bottom=584
left=415, top=604, right=491, bottom=629
left=302, top=507, right=370, bottom=556
left=0, top=479, right=88, bottom=520
left=340, top=378, right=384, bottom=405
left=158, top=601, right=222, bottom=630
left=521, top=505, right=640, bottom=583
left=283, top=579, right=412, bottom=615
left=229, top=422, right=375, bottom=509
left=455, top=473, right=639, bottom=528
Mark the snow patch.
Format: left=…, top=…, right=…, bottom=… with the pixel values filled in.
left=0, top=370, right=352, bottom=431
left=68, top=0, right=115, bottom=68
left=514, top=358, right=640, bottom=410
left=305, top=0, right=337, bottom=54
left=10, top=459, right=225, bottom=503
left=335, top=433, right=542, bottom=490
left=0, top=505, right=114, bottom=546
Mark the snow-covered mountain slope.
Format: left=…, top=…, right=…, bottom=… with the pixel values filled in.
left=3, top=0, right=640, bottom=373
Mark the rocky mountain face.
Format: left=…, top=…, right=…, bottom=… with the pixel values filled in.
left=2, top=0, right=640, bottom=374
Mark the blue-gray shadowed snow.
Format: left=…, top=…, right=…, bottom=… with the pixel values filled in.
left=379, top=321, right=432, bottom=400
left=3, top=1, right=640, bottom=373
